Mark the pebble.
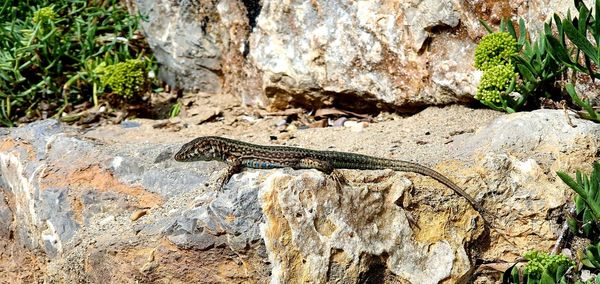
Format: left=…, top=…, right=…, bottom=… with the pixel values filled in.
left=275, top=119, right=287, bottom=127
left=99, top=215, right=115, bottom=225
left=130, top=209, right=148, bottom=221
left=343, top=121, right=368, bottom=132
left=332, top=117, right=347, bottom=127
left=121, top=120, right=141, bottom=128
left=276, top=119, right=287, bottom=131
left=287, top=124, right=298, bottom=132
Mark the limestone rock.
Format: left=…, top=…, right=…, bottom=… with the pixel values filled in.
left=135, top=0, right=253, bottom=95
left=454, top=110, right=600, bottom=260
left=1, top=108, right=599, bottom=282
left=133, top=0, right=586, bottom=110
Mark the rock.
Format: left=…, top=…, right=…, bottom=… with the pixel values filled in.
left=332, top=117, right=347, bottom=127
left=130, top=209, right=148, bottom=221
left=343, top=120, right=367, bottom=132
left=133, top=0, right=586, bottom=110
left=453, top=110, right=600, bottom=259
left=1, top=108, right=599, bottom=282
left=134, top=0, right=253, bottom=95
left=258, top=170, right=477, bottom=283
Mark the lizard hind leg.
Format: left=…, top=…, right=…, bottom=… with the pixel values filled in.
left=298, top=158, right=334, bottom=174
left=330, top=170, right=349, bottom=187
left=297, top=157, right=349, bottom=187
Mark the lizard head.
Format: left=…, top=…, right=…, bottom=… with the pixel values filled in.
left=174, top=136, right=221, bottom=162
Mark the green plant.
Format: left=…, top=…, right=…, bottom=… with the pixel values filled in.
left=544, top=0, right=600, bottom=122
left=99, top=59, right=147, bottom=99
left=581, top=242, right=600, bottom=269
left=557, top=163, right=600, bottom=242
left=474, top=32, right=518, bottom=71
left=507, top=250, right=574, bottom=284
left=475, top=63, right=517, bottom=110
left=170, top=102, right=181, bottom=117
left=475, top=19, right=564, bottom=113
left=0, top=0, right=158, bottom=126
left=545, top=0, right=600, bottom=78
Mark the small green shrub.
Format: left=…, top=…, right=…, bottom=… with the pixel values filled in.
left=475, top=19, right=563, bottom=113
left=475, top=64, right=517, bottom=109
left=99, top=59, right=147, bottom=99
left=0, top=0, right=158, bottom=126
left=557, top=163, right=600, bottom=242
left=474, top=32, right=518, bottom=71
left=507, top=250, right=574, bottom=283
left=476, top=2, right=600, bottom=122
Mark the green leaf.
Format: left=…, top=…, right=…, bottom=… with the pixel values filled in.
left=558, top=168, right=600, bottom=220
left=577, top=195, right=586, bottom=215
left=558, top=171, right=587, bottom=198
left=540, top=271, right=555, bottom=284
left=545, top=21, right=552, bottom=36
left=568, top=217, right=578, bottom=234
left=566, top=83, right=600, bottom=121
left=584, top=53, right=596, bottom=81
left=585, top=247, right=600, bottom=267
left=507, top=18, right=518, bottom=39
left=553, top=14, right=565, bottom=44
left=479, top=99, right=505, bottom=112
left=563, top=18, right=599, bottom=64
left=582, top=257, right=596, bottom=268
left=592, top=172, right=600, bottom=202
left=516, top=61, right=537, bottom=83
left=545, top=35, right=573, bottom=65
left=595, top=0, right=600, bottom=44
left=518, top=18, right=527, bottom=48
left=507, top=75, right=517, bottom=92
left=479, top=19, right=494, bottom=33
left=587, top=201, right=600, bottom=224
left=578, top=4, right=591, bottom=33
left=555, top=264, right=568, bottom=280
left=514, top=55, right=538, bottom=76
left=510, top=265, right=520, bottom=284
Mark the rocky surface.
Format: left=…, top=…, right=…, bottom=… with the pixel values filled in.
left=132, top=0, right=588, bottom=110
left=134, top=0, right=255, bottom=97
left=1, top=106, right=599, bottom=283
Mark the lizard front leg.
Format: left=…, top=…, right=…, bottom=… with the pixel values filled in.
left=213, top=157, right=242, bottom=191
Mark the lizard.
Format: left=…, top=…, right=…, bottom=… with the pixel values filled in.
left=174, top=136, right=490, bottom=223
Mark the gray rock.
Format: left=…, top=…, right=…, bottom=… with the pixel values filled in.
left=132, top=0, right=589, bottom=110
left=2, top=109, right=599, bottom=282
left=37, top=187, right=80, bottom=258
left=135, top=0, right=248, bottom=93
left=0, top=191, right=12, bottom=238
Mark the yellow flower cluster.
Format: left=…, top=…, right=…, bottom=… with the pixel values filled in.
left=33, top=7, right=57, bottom=24
left=475, top=64, right=516, bottom=103
left=100, top=59, right=146, bottom=99
left=474, top=32, right=517, bottom=71
left=522, top=250, right=574, bottom=279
